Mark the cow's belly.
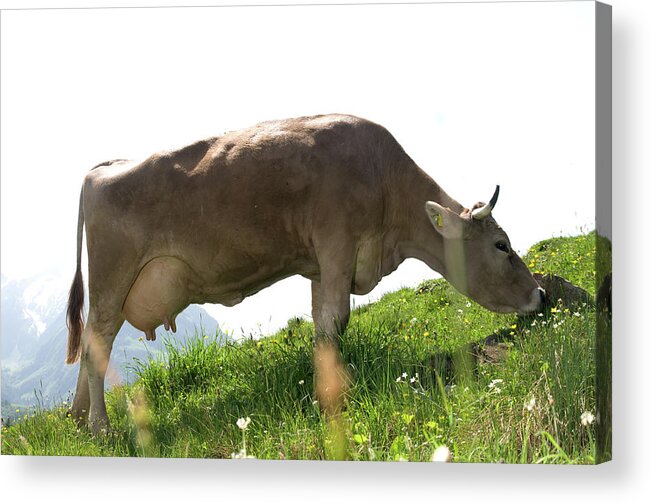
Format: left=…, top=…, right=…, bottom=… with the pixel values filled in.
left=122, top=256, right=195, bottom=339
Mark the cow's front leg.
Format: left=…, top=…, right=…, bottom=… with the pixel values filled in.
left=311, top=239, right=355, bottom=417
left=311, top=273, right=352, bottom=348
left=311, top=275, right=352, bottom=418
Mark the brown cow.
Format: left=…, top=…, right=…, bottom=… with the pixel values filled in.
left=66, top=114, right=544, bottom=433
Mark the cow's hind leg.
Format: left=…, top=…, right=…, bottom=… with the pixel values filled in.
left=69, top=356, right=90, bottom=424
left=82, top=311, right=123, bottom=435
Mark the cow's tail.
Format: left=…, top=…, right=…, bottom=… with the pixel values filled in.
left=66, top=187, right=85, bottom=364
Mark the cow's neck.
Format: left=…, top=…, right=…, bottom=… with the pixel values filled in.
left=387, top=162, right=464, bottom=278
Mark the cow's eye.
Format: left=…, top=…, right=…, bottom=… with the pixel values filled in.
left=495, top=241, right=509, bottom=253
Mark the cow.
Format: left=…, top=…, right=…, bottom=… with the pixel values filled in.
left=65, top=114, right=545, bottom=434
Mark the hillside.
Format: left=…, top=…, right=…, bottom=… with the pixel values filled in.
left=1, top=274, right=222, bottom=419
left=0, top=232, right=609, bottom=463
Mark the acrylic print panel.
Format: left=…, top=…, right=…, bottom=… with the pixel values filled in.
left=0, top=1, right=611, bottom=463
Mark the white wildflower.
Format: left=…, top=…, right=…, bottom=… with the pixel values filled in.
left=431, top=445, right=452, bottom=462
left=298, top=379, right=305, bottom=385
left=236, top=416, right=251, bottom=431
left=401, top=372, right=408, bottom=379
left=231, top=448, right=255, bottom=459
left=488, top=379, right=503, bottom=389
left=525, top=397, right=536, bottom=412
left=488, top=379, right=503, bottom=394
left=580, top=411, right=595, bottom=426
left=410, top=376, right=417, bottom=384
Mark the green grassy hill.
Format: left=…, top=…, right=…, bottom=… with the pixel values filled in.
left=1, top=232, right=607, bottom=463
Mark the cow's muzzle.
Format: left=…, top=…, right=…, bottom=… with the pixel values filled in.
left=518, top=287, right=546, bottom=315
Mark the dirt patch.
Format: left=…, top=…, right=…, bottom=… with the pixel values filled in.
left=472, top=335, right=511, bottom=365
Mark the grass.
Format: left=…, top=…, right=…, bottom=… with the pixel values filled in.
left=1, top=231, right=605, bottom=463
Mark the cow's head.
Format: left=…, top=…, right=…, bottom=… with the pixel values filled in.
left=425, top=186, right=545, bottom=315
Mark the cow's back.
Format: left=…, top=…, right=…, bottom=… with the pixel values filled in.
left=82, top=114, right=405, bottom=301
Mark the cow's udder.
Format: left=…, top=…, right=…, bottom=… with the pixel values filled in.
left=122, top=256, right=194, bottom=338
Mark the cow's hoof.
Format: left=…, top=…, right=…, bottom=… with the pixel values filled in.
left=90, top=420, right=111, bottom=437
left=67, top=407, right=88, bottom=426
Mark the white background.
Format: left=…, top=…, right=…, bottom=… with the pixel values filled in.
left=1, top=0, right=595, bottom=337
left=1, top=0, right=650, bottom=502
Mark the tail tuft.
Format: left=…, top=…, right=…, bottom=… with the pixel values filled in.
left=66, top=187, right=85, bottom=364
left=66, top=263, right=85, bottom=364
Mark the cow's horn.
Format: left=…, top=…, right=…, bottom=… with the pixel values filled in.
left=471, top=185, right=500, bottom=220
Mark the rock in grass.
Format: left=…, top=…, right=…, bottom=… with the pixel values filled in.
left=471, top=274, right=593, bottom=365
left=533, top=273, right=593, bottom=310
left=434, top=273, right=594, bottom=368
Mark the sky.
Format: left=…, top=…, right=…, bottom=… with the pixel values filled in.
left=0, top=1, right=596, bottom=337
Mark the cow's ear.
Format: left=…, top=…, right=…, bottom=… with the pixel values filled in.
left=425, top=201, right=466, bottom=239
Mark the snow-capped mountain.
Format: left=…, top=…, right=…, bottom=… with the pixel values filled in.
left=2, top=274, right=68, bottom=366
left=1, top=272, right=222, bottom=415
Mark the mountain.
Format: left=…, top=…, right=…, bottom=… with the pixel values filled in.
left=1, top=273, right=222, bottom=417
